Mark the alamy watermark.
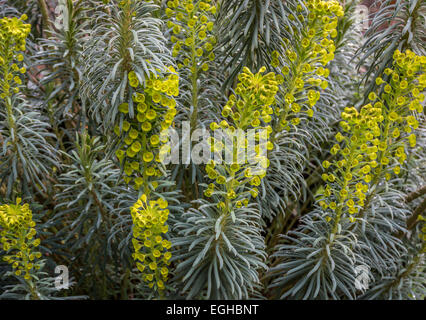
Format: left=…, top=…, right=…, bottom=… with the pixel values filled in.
left=52, top=2, right=370, bottom=33
left=354, top=5, right=370, bottom=32
left=54, top=0, right=69, bottom=31
left=354, top=265, right=371, bottom=292
left=54, top=265, right=70, bottom=290
left=157, top=122, right=269, bottom=175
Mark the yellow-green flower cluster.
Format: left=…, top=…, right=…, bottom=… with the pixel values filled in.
left=205, top=67, right=279, bottom=212
left=166, top=0, right=217, bottom=71
left=116, top=66, right=178, bottom=293
left=114, top=67, right=179, bottom=190
left=0, top=199, right=42, bottom=281
left=212, top=67, right=278, bottom=130
left=371, top=49, right=425, bottom=181
left=320, top=49, right=425, bottom=224
left=0, top=15, right=31, bottom=98
left=320, top=103, right=383, bottom=221
left=130, top=194, right=172, bottom=291
left=272, top=0, right=343, bottom=131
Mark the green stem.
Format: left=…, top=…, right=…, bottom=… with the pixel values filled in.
left=329, top=145, right=356, bottom=239
left=37, top=0, right=51, bottom=36
left=18, top=230, right=40, bottom=300
left=142, top=133, right=150, bottom=197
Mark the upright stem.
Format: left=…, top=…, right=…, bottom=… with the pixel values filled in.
left=1, top=40, right=19, bottom=196
left=142, top=133, right=150, bottom=197
left=37, top=0, right=51, bottom=35
left=17, top=230, right=40, bottom=300
left=330, top=144, right=356, bottom=239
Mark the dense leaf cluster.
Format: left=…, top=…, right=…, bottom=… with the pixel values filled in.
left=0, top=0, right=424, bottom=300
